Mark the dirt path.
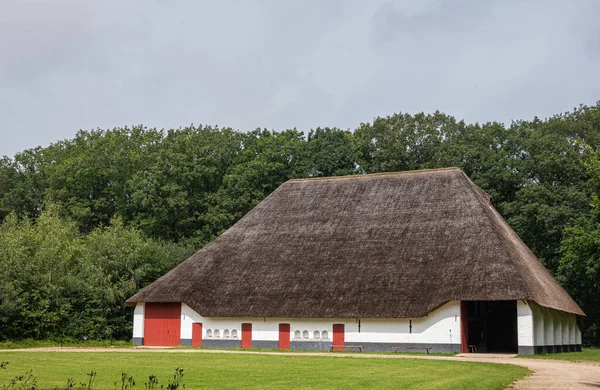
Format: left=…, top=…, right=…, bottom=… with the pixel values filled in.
left=1, top=348, right=599, bottom=389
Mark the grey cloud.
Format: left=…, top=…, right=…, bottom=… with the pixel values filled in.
left=1, top=0, right=599, bottom=157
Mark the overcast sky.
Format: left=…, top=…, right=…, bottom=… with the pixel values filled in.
left=1, top=0, right=599, bottom=158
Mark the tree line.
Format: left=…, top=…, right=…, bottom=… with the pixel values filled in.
left=0, top=103, right=599, bottom=345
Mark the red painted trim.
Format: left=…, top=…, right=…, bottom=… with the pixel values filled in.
left=144, top=302, right=181, bottom=346
left=241, top=323, right=252, bottom=349
left=460, top=301, right=469, bottom=353
left=192, top=322, right=202, bottom=347
left=278, top=323, right=290, bottom=350
left=332, top=324, right=345, bottom=351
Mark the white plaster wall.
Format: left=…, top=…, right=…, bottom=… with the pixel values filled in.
left=181, top=304, right=244, bottom=340
left=529, top=303, right=583, bottom=348
left=529, top=302, right=545, bottom=346
left=517, top=301, right=534, bottom=347
left=561, top=312, right=570, bottom=345
left=346, top=301, right=461, bottom=345
left=542, top=306, right=555, bottom=346
left=178, top=301, right=460, bottom=345
left=554, top=311, right=563, bottom=346
left=133, top=303, right=145, bottom=338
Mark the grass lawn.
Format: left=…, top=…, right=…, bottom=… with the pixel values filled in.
left=0, top=352, right=529, bottom=390
left=0, top=339, right=132, bottom=349
left=520, top=348, right=600, bottom=362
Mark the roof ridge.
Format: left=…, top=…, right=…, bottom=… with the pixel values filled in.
left=287, top=167, right=462, bottom=182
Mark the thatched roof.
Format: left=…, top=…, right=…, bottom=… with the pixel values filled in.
left=126, top=168, right=584, bottom=317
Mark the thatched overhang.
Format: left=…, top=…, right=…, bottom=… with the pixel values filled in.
left=126, top=168, right=584, bottom=318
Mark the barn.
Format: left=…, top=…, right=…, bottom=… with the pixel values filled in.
left=126, top=168, right=584, bottom=354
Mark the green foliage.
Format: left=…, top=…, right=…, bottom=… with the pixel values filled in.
left=558, top=156, right=600, bottom=346
left=0, top=208, right=193, bottom=341
left=0, top=102, right=599, bottom=345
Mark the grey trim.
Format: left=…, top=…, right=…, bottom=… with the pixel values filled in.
left=132, top=337, right=143, bottom=346
left=290, top=341, right=331, bottom=351
left=180, top=339, right=192, bottom=347
left=202, top=339, right=241, bottom=348
left=531, top=345, right=582, bottom=354
left=290, top=341, right=457, bottom=353
left=372, top=343, right=457, bottom=353
left=252, top=340, right=279, bottom=349
left=518, top=346, right=534, bottom=355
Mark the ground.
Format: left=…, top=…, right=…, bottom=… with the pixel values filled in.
left=0, top=348, right=599, bottom=389
left=0, top=349, right=526, bottom=390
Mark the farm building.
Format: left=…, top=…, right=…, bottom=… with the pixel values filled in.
left=126, top=168, right=584, bottom=354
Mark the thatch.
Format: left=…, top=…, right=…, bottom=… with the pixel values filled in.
left=126, top=168, right=584, bottom=317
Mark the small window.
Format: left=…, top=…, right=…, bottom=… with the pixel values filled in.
left=223, top=329, right=230, bottom=338
left=294, top=330, right=301, bottom=339
left=206, top=329, right=212, bottom=338
left=214, top=329, right=220, bottom=338
left=321, top=330, right=329, bottom=340
left=231, top=329, right=238, bottom=338
left=313, top=330, right=320, bottom=339
left=302, top=330, right=309, bottom=339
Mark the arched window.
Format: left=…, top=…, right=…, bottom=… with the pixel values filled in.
left=231, top=329, right=238, bottom=338
left=294, top=330, right=301, bottom=339
left=321, top=330, right=329, bottom=340
left=302, top=330, right=309, bottom=339
left=313, top=330, right=320, bottom=339
left=206, top=329, right=213, bottom=338
left=214, top=329, right=220, bottom=338
left=223, top=329, right=230, bottom=338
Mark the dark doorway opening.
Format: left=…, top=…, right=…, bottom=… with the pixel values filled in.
left=464, top=301, right=517, bottom=353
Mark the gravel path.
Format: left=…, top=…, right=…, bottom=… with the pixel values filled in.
left=1, top=348, right=599, bottom=389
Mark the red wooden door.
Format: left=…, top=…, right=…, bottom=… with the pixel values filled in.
left=241, top=323, right=252, bottom=349
left=144, top=302, right=181, bottom=346
left=192, top=323, right=202, bottom=347
left=332, top=324, right=345, bottom=351
left=278, top=323, right=290, bottom=350
left=460, top=301, right=469, bottom=353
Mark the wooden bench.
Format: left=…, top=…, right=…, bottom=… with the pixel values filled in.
left=393, top=347, right=431, bottom=354
left=329, top=345, right=364, bottom=352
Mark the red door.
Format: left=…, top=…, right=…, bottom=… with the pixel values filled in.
left=460, top=301, right=469, bottom=353
left=241, top=323, right=252, bottom=349
left=192, top=323, right=202, bottom=347
left=278, top=323, right=290, bottom=350
left=144, top=303, right=181, bottom=346
left=332, top=324, right=345, bottom=351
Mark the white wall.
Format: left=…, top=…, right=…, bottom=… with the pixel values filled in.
left=530, top=302, right=545, bottom=346
left=528, top=302, right=581, bottom=348
left=542, top=306, right=555, bottom=346
left=139, top=300, right=583, bottom=351
left=133, top=302, right=145, bottom=339
left=554, top=311, right=563, bottom=346
left=179, top=301, right=460, bottom=345
left=517, top=300, right=534, bottom=347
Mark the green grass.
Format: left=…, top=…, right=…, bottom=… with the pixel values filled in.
left=520, top=347, right=600, bottom=362
left=0, top=352, right=529, bottom=389
left=0, top=339, right=132, bottom=349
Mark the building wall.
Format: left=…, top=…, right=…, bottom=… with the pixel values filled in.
left=133, top=301, right=461, bottom=352
left=517, top=300, right=535, bottom=354
left=132, top=302, right=145, bottom=345
left=528, top=301, right=582, bottom=354
left=132, top=300, right=581, bottom=354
